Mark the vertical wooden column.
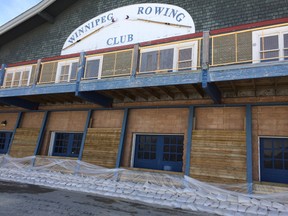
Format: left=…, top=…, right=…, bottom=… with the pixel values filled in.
left=0, top=64, right=7, bottom=86
left=78, top=109, right=92, bottom=161
left=7, top=112, right=23, bottom=154
left=33, top=59, right=42, bottom=87
left=185, top=106, right=194, bottom=175
left=131, top=44, right=140, bottom=77
left=116, top=108, right=129, bottom=168
left=246, top=105, right=253, bottom=193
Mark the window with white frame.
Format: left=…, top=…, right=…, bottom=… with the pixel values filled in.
left=55, top=59, right=78, bottom=83
left=139, top=41, right=198, bottom=73
left=84, top=56, right=103, bottom=79
left=3, top=65, right=32, bottom=88
left=252, top=26, right=288, bottom=63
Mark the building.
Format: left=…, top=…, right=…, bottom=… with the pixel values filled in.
left=0, top=0, right=287, bottom=192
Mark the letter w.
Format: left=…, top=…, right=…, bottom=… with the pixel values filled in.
left=155, top=7, right=164, bottom=15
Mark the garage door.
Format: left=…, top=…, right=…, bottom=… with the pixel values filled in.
left=134, top=134, right=184, bottom=172
left=260, top=138, right=288, bottom=184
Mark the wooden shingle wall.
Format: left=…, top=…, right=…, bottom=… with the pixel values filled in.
left=82, top=128, right=121, bottom=168
left=190, top=129, right=246, bottom=184
left=9, top=128, right=39, bottom=158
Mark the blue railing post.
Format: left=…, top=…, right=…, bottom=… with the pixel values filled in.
left=185, top=106, right=194, bottom=176
left=7, top=112, right=23, bottom=155
left=75, top=52, right=86, bottom=96
left=0, top=64, right=7, bottom=87
left=78, top=109, right=92, bottom=161
left=246, top=104, right=253, bottom=194
left=116, top=108, right=129, bottom=168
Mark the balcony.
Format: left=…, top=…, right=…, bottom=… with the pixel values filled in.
left=0, top=22, right=288, bottom=109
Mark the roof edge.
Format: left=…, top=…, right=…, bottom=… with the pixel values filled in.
left=0, top=0, right=57, bottom=35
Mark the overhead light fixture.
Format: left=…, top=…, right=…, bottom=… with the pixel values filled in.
left=1, top=120, right=7, bottom=127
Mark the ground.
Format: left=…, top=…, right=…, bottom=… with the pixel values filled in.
left=0, top=181, right=213, bottom=216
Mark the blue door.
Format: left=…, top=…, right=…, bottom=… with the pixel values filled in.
left=0, top=132, right=13, bottom=154
left=260, top=138, right=288, bottom=184
left=134, top=135, right=184, bottom=172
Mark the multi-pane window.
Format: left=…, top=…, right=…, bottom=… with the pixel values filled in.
left=260, top=137, right=288, bottom=184
left=260, top=35, right=279, bottom=61
left=0, top=132, right=12, bottom=154
left=163, top=135, right=183, bottom=162
left=56, top=60, right=78, bottom=83
left=140, top=48, right=174, bottom=73
left=140, top=42, right=198, bottom=73
left=4, top=66, right=32, bottom=88
left=284, top=33, right=288, bottom=59
left=84, top=56, right=102, bottom=79
left=253, top=26, right=288, bottom=63
left=137, top=135, right=157, bottom=160
left=52, top=133, right=83, bottom=157
left=178, top=48, right=193, bottom=71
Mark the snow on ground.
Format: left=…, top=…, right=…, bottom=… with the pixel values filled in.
left=0, top=155, right=287, bottom=216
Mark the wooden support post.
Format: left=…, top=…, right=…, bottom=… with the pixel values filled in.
left=78, top=109, right=92, bottom=161
left=34, top=111, right=49, bottom=156
left=33, top=59, right=42, bottom=87
left=0, top=64, right=7, bottom=86
left=185, top=106, right=194, bottom=176
left=131, top=44, right=140, bottom=77
left=202, top=31, right=210, bottom=70
left=7, top=112, right=23, bottom=154
left=116, top=108, right=129, bottom=168
left=246, top=105, right=253, bottom=194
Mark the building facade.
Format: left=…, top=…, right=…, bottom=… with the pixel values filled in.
left=0, top=0, right=288, bottom=191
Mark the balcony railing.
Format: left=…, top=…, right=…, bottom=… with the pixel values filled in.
left=1, top=23, right=287, bottom=89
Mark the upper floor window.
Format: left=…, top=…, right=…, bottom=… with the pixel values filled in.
left=139, top=41, right=198, bottom=73
left=3, top=65, right=33, bottom=88
left=55, top=59, right=78, bottom=83
left=84, top=56, right=103, bottom=79
left=253, top=26, right=288, bottom=63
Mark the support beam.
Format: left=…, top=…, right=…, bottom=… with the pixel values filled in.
left=174, top=85, right=189, bottom=98
left=202, top=69, right=221, bottom=104
left=191, top=84, right=205, bottom=98
left=134, top=89, right=148, bottom=100
left=246, top=105, right=253, bottom=194
left=230, top=81, right=238, bottom=96
left=0, top=97, right=39, bottom=110
left=116, top=108, right=129, bottom=168
left=185, top=106, right=194, bottom=176
left=141, top=87, right=161, bottom=99
left=131, top=44, right=140, bottom=77
left=34, top=111, right=49, bottom=156
left=38, top=11, right=55, bottom=23
left=158, top=86, right=174, bottom=99
left=7, top=112, right=23, bottom=154
left=76, top=91, right=113, bottom=107
left=78, top=110, right=93, bottom=160
left=0, top=64, right=7, bottom=86
left=33, top=59, right=42, bottom=87
left=119, top=90, right=136, bottom=101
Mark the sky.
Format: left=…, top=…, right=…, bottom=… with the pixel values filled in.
left=0, top=0, right=41, bottom=26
